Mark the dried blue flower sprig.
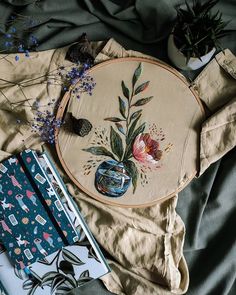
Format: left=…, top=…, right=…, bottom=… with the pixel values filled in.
left=1, top=16, right=96, bottom=144
left=0, top=13, right=39, bottom=61
left=32, top=62, right=96, bottom=143
left=31, top=109, right=64, bottom=145
left=0, top=62, right=96, bottom=144
left=58, top=63, right=96, bottom=99
left=4, top=31, right=39, bottom=61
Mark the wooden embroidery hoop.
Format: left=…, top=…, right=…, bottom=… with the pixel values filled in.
left=55, top=57, right=205, bottom=208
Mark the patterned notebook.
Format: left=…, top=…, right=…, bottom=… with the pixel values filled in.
left=0, top=150, right=110, bottom=295
left=0, top=150, right=78, bottom=269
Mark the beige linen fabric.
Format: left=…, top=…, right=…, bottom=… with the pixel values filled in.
left=0, top=39, right=235, bottom=295
left=0, top=47, right=71, bottom=155
left=191, top=49, right=236, bottom=175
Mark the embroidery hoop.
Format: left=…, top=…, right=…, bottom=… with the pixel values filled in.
left=55, top=57, right=205, bottom=208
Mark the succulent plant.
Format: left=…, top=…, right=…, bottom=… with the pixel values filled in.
left=173, top=0, right=229, bottom=62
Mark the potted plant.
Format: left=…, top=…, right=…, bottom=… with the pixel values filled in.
left=82, top=63, right=165, bottom=198
left=168, top=0, right=229, bottom=70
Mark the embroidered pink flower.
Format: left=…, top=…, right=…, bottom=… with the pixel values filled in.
left=132, top=133, right=162, bottom=165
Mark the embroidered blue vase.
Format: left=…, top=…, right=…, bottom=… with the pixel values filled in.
left=95, top=160, right=131, bottom=197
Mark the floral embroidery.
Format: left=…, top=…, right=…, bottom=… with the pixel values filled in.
left=83, top=63, right=171, bottom=197
left=132, top=133, right=163, bottom=165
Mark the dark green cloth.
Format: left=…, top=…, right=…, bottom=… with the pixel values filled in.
left=178, top=148, right=236, bottom=295
left=1, top=0, right=235, bottom=59
left=0, top=1, right=235, bottom=295
left=0, top=0, right=176, bottom=57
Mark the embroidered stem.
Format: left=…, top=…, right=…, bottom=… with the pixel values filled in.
left=122, top=87, right=135, bottom=162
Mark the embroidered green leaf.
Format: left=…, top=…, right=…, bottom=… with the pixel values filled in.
left=62, top=248, right=85, bottom=266
left=124, top=160, right=138, bottom=193
left=134, top=81, right=150, bottom=95
left=115, top=122, right=125, bottom=135
left=118, top=96, right=126, bottom=118
left=110, top=126, right=124, bottom=161
left=126, top=114, right=142, bottom=145
left=121, top=80, right=130, bottom=99
left=82, top=147, right=115, bottom=159
left=131, top=123, right=146, bottom=145
left=130, top=110, right=142, bottom=121
left=125, top=122, right=146, bottom=160
left=132, top=96, right=153, bottom=107
left=104, top=117, right=124, bottom=122
left=132, top=63, right=142, bottom=87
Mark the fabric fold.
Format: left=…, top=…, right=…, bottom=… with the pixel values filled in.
left=192, top=49, right=236, bottom=175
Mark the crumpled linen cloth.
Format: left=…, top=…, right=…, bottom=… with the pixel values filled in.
left=191, top=49, right=236, bottom=175
left=0, top=39, right=235, bottom=295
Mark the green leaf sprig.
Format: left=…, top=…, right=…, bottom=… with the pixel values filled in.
left=84, top=62, right=155, bottom=193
